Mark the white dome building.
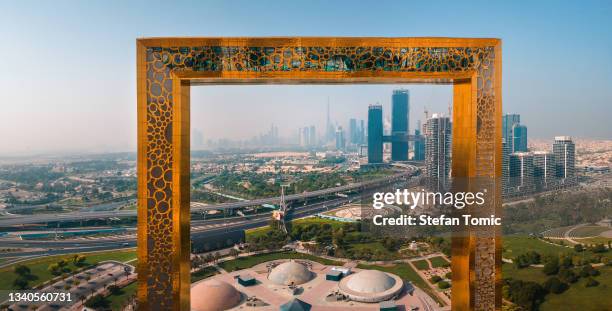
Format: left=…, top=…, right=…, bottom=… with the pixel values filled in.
left=338, top=269, right=404, bottom=302
left=191, top=279, right=241, bottom=311
left=268, top=261, right=314, bottom=286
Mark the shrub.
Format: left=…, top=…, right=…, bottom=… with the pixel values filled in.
left=430, top=275, right=442, bottom=283
left=13, top=277, right=29, bottom=290
left=437, top=281, right=450, bottom=289
left=558, top=268, right=578, bottom=284
left=108, top=285, right=122, bottom=295
left=543, top=277, right=568, bottom=294
left=542, top=257, right=560, bottom=275
left=14, top=265, right=31, bottom=276
left=585, top=277, right=599, bottom=287
left=574, top=244, right=584, bottom=252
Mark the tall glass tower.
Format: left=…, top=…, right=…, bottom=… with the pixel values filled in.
left=367, top=105, right=383, bottom=164
left=512, top=124, right=528, bottom=152
left=391, top=90, right=409, bottom=161
left=502, top=114, right=520, bottom=142
left=553, top=136, right=576, bottom=185
left=425, top=114, right=451, bottom=191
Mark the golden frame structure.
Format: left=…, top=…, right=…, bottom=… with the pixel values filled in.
left=136, top=37, right=502, bottom=311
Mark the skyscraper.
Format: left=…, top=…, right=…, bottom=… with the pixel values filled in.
left=413, top=124, right=425, bottom=161
left=359, top=120, right=365, bottom=144
left=300, top=127, right=310, bottom=147
left=502, top=138, right=510, bottom=196
left=509, top=152, right=535, bottom=193
left=512, top=124, right=528, bottom=152
left=502, top=114, right=520, bottom=142
left=349, top=118, right=358, bottom=145
left=553, top=136, right=576, bottom=185
left=308, top=126, right=316, bottom=147
left=425, top=114, right=451, bottom=191
left=533, top=151, right=556, bottom=191
left=335, top=126, right=345, bottom=150
left=391, top=90, right=409, bottom=161
left=367, top=105, right=383, bottom=164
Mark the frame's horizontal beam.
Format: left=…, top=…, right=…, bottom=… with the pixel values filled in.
left=138, top=37, right=500, bottom=48
left=175, top=70, right=474, bottom=85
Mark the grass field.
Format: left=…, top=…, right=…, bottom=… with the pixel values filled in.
left=218, top=251, right=343, bottom=272
left=503, top=236, right=572, bottom=259
left=502, top=263, right=548, bottom=283
left=246, top=216, right=345, bottom=241
left=357, top=262, right=444, bottom=307
left=412, top=259, right=430, bottom=270
left=540, top=266, right=612, bottom=311
left=350, top=242, right=397, bottom=258
left=0, top=250, right=136, bottom=291
left=191, top=266, right=219, bottom=283
left=429, top=256, right=450, bottom=268
left=107, top=281, right=137, bottom=311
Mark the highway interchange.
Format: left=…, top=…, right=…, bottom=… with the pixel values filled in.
left=0, top=167, right=417, bottom=265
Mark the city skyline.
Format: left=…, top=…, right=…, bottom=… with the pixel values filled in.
left=1, top=1, right=611, bottom=155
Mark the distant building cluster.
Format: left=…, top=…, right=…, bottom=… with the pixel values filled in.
left=360, top=90, right=578, bottom=196
left=502, top=113, right=576, bottom=197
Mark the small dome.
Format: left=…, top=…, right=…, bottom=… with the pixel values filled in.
left=345, top=270, right=396, bottom=293
left=269, top=261, right=313, bottom=286
left=191, top=279, right=241, bottom=311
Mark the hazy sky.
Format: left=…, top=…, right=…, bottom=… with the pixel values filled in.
left=0, top=0, right=610, bottom=155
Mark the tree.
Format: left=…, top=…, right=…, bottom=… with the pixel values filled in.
left=108, top=285, right=122, bottom=295
left=580, top=264, right=600, bottom=277
left=75, top=255, right=87, bottom=266
left=13, top=277, right=29, bottom=290
left=14, top=265, right=31, bottom=277
left=591, top=244, right=607, bottom=253
left=505, top=279, right=546, bottom=311
left=85, top=295, right=110, bottom=309
left=437, top=281, right=450, bottom=289
left=48, top=263, right=62, bottom=276
left=542, top=257, right=559, bottom=275
left=543, top=277, right=568, bottom=294
left=558, top=267, right=578, bottom=284
left=430, top=275, right=442, bottom=283
left=574, top=244, right=584, bottom=252
left=585, top=277, right=599, bottom=287
left=229, top=248, right=239, bottom=258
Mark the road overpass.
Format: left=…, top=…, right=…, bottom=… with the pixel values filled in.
left=0, top=170, right=414, bottom=227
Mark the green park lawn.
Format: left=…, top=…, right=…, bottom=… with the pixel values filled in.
left=0, top=250, right=136, bottom=291
left=107, top=281, right=137, bottom=311
left=429, top=256, right=450, bottom=268
left=501, top=263, right=549, bottom=283
left=540, top=266, right=612, bottom=311
left=218, top=251, right=343, bottom=272
left=191, top=266, right=219, bottom=283
left=246, top=216, right=345, bottom=241
left=291, top=217, right=345, bottom=228
left=412, top=259, right=430, bottom=270
left=350, top=242, right=397, bottom=258
left=503, top=236, right=572, bottom=260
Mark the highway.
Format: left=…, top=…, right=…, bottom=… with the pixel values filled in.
left=0, top=167, right=417, bottom=264
left=0, top=171, right=411, bottom=227
left=0, top=196, right=352, bottom=261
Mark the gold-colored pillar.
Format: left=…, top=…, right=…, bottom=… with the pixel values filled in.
left=136, top=42, right=191, bottom=310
